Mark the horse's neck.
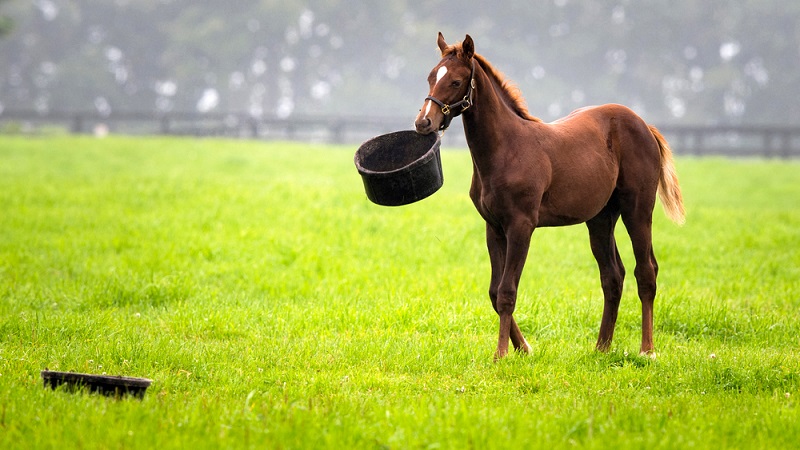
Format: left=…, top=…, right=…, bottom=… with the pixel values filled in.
left=462, top=65, right=527, bottom=165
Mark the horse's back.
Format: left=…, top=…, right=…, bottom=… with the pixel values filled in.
left=551, top=104, right=652, bottom=140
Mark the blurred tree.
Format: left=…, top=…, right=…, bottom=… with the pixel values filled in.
left=0, top=0, right=12, bottom=38
left=0, top=0, right=797, bottom=124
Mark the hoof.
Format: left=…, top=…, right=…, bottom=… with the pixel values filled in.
left=493, top=350, right=508, bottom=362
left=640, top=350, right=657, bottom=360
left=595, top=339, right=613, bottom=353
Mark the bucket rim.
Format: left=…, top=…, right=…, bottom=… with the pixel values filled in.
left=354, top=130, right=441, bottom=177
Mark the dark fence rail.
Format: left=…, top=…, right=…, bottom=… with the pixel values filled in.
left=657, top=124, right=800, bottom=159
left=0, top=109, right=412, bottom=146
left=1, top=109, right=799, bottom=158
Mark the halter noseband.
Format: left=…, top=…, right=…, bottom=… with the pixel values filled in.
left=425, top=59, right=476, bottom=131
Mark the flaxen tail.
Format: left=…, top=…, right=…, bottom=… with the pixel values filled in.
left=649, top=125, right=685, bottom=225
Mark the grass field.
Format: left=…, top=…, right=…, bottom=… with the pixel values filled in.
left=1, top=135, right=798, bottom=449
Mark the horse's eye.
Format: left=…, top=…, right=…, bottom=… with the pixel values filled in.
left=451, top=80, right=462, bottom=88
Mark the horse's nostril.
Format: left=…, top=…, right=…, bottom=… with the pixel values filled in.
left=415, top=117, right=433, bottom=134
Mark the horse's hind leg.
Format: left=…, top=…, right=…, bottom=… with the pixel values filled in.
left=509, top=318, right=531, bottom=353
left=586, top=202, right=625, bottom=352
left=620, top=199, right=659, bottom=356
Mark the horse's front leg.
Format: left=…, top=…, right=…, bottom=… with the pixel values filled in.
left=486, top=224, right=532, bottom=357
left=493, top=219, right=535, bottom=360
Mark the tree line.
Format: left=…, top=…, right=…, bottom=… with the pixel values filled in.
left=1, top=0, right=798, bottom=125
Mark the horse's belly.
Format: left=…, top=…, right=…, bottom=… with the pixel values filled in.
left=536, top=172, right=616, bottom=227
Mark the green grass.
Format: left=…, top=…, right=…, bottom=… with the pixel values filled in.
left=1, top=135, right=798, bottom=449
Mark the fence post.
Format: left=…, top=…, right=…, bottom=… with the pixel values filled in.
left=331, top=121, right=345, bottom=144
left=694, top=130, right=704, bottom=156
left=780, top=130, right=791, bottom=159
left=160, top=115, right=171, bottom=135
left=71, top=114, right=83, bottom=134
left=247, top=117, right=260, bottom=138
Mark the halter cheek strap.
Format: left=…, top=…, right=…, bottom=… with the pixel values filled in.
left=425, top=59, right=476, bottom=131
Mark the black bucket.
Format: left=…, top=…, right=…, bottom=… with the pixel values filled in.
left=354, top=130, right=443, bottom=206
left=41, top=370, right=153, bottom=399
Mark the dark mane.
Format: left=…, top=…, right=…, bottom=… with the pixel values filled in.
left=443, top=43, right=542, bottom=123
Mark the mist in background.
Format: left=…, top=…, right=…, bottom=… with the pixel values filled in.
left=1, top=0, right=798, bottom=125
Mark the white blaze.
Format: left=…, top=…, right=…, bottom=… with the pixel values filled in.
left=423, top=66, right=449, bottom=118
left=435, top=65, right=448, bottom=84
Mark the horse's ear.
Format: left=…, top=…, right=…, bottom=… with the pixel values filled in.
left=462, top=34, right=475, bottom=59
left=437, top=32, right=448, bottom=54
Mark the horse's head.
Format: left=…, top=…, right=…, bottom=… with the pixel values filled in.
left=414, top=33, right=476, bottom=135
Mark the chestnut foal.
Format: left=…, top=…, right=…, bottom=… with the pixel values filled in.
left=415, top=33, right=684, bottom=360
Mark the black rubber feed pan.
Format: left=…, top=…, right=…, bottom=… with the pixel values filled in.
left=354, top=130, right=443, bottom=206
left=41, top=370, right=153, bottom=399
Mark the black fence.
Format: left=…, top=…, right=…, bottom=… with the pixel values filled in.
left=1, top=109, right=799, bottom=158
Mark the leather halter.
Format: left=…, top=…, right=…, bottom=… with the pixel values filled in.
left=425, top=59, right=477, bottom=131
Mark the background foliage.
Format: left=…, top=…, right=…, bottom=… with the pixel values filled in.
left=1, top=0, right=799, bottom=124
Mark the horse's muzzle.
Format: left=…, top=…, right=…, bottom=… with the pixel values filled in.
left=415, top=116, right=436, bottom=135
